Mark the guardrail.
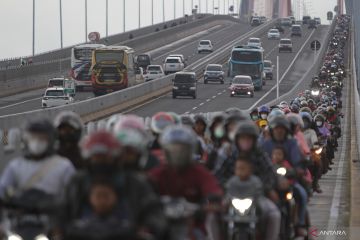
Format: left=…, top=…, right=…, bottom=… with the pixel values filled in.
left=0, top=14, right=212, bottom=69
left=352, top=20, right=360, bottom=159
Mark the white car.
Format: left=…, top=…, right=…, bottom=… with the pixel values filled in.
left=168, top=54, right=187, bottom=67
left=247, top=38, right=262, bottom=48
left=197, top=40, right=213, bottom=53
left=42, top=87, right=74, bottom=108
left=267, top=29, right=280, bottom=39
left=145, top=65, right=165, bottom=81
left=163, top=56, right=185, bottom=75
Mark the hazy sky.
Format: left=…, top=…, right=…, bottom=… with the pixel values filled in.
left=0, top=0, right=337, bottom=59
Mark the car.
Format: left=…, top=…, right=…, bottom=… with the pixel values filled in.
left=267, top=29, right=280, bottom=39
left=302, top=16, right=311, bottom=24
left=168, top=54, right=187, bottom=67
left=280, top=17, right=292, bottom=27
left=279, top=38, right=293, bottom=53
left=247, top=38, right=262, bottom=48
left=291, top=24, right=302, bottom=37
left=172, top=72, right=197, bottom=99
left=251, top=17, right=261, bottom=26
left=308, top=19, right=317, bottom=29
left=229, top=75, right=254, bottom=97
left=263, top=60, right=274, bottom=80
left=42, top=87, right=74, bottom=108
left=260, top=16, right=267, bottom=23
left=288, top=16, right=296, bottom=24
left=314, top=17, right=321, bottom=25
left=203, top=64, right=224, bottom=84
left=274, top=24, right=285, bottom=33
left=163, top=56, right=185, bottom=75
left=144, top=65, right=165, bottom=81
left=197, top=40, right=213, bottom=53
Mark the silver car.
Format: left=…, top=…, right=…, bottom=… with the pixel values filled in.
left=204, top=64, right=224, bottom=84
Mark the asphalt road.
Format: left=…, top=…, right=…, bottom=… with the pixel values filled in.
left=0, top=19, right=254, bottom=116
left=127, top=25, right=329, bottom=117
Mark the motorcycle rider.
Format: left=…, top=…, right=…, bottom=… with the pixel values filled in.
left=60, top=131, right=167, bottom=240
left=148, top=125, right=223, bottom=239
left=0, top=119, right=76, bottom=201
left=250, top=108, right=259, bottom=122
left=256, top=105, right=270, bottom=128
left=54, top=111, right=85, bottom=169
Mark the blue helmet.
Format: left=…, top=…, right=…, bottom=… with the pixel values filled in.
left=300, top=111, right=313, bottom=122
left=160, top=125, right=197, bottom=147
left=258, top=105, right=270, bottom=114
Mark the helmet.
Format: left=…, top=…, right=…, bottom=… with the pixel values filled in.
left=280, top=101, right=288, bottom=107
left=258, top=105, right=270, bottom=114
left=286, top=113, right=304, bottom=129
left=300, top=100, right=308, bottom=108
left=106, top=114, right=122, bottom=131
left=314, top=114, right=326, bottom=122
left=299, top=107, right=312, bottom=114
left=168, top=112, right=181, bottom=125
left=250, top=108, right=258, bottom=115
left=209, top=114, right=225, bottom=131
left=194, top=114, right=208, bottom=126
left=258, top=119, right=268, bottom=128
left=160, top=125, right=197, bottom=148
left=307, top=99, right=315, bottom=106
left=234, top=121, right=259, bottom=139
left=225, top=107, right=250, bottom=121
left=54, top=111, right=83, bottom=131
left=304, top=90, right=311, bottom=96
left=81, top=131, right=121, bottom=159
left=114, top=115, right=145, bottom=132
left=268, top=115, right=290, bottom=131
left=115, top=128, right=147, bottom=153
left=290, top=104, right=300, bottom=113
left=181, top=115, right=195, bottom=127
left=267, top=108, right=285, bottom=123
left=327, top=106, right=336, bottom=114
left=23, top=119, right=57, bottom=158
left=150, top=112, right=175, bottom=134
left=300, top=112, right=313, bottom=123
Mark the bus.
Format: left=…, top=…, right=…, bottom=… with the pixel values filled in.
left=91, top=45, right=135, bottom=96
left=228, top=45, right=264, bottom=90
left=70, top=43, right=105, bottom=90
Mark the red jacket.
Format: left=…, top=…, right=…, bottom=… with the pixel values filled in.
left=148, top=164, right=223, bottom=203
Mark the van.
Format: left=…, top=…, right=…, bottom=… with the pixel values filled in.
left=172, top=72, right=197, bottom=99
left=135, top=54, right=151, bottom=70
left=291, top=25, right=302, bottom=37
left=48, top=78, right=76, bottom=97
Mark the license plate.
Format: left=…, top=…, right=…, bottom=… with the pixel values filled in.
left=170, top=65, right=175, bottom=67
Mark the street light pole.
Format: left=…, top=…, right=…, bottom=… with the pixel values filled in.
left=138, top=0, right=141, bottom=28
left=174, top=0, right=176, bottom=19
left=163, top=0, right=165, bottom=21
left=212, top=0, right=214, bottom=14
left=183, top=0, right=185, bottom=16
left=85, top=0, right=88, bottom=42
left=60, top=0, right=63, bottom=48
left=32, top=0, right=35, bottom=56
left=277, top=56, right=279, bottom=99
left=106, top=0, right=108, bottom=36
left=151, top=0, right=154, bottom=25
left=206, top=0, right=208, bottom=13
left=123, top=0, right=126, bottom=32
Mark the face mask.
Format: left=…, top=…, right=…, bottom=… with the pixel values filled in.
left=251, top=114, right=259, bottom=121
left=228, top=130, right=236, bottom=141
left=260, top=114, right=268, bottom=120
left=214, top=126, right=225, bottom=139
left=316, top=121, right=323, bottom=127
left=28, top=140, right=48, bottom=156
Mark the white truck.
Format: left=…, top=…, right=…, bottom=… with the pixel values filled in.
left=163, top=56, right=185, bottom=75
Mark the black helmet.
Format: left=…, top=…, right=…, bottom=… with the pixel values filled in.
left=23, top=119, right=57, bottom=158
left=180, top=115, right=195, bottom=128
left=54, top=111, right=83, bottom=143
left=234, top=121, right=259, bottom=140
left=268, top=115, right=290, bottom=131
left=225, top=107, right=250, bottom=121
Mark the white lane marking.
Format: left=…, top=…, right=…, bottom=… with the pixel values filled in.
left=199, top=102, right=204, bottom=106
left=0, top=97, right=42, bottom=110
left=192, top=107, right=197, bottom=110
left=212, top=96, right=216, bottom=98
left=184, top=111, right=190, bottom=114
left=222, top=89, right=226, bottom=92
left=218, top=92, right=222, bottom=95
left=151, top=25, right=223, bottom=60
left=206, top=99, right=211, bottom=102
left=247, top=29, right=316, bottom=110
left=325, top=82, right=349, bottom=239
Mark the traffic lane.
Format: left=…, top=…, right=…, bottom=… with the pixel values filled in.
left=0, top=22, right=253, bottom=116
left=0, top=20, right=240, bottom=109
left=189, top=27, right=317, bottom=113
left=127, top=24, right=302, bottom=117
left=248, top=25, right=330, bottom=107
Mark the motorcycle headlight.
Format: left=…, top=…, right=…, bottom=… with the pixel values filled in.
left=173, top=86, right=179, bottom=90
left=231, top=198, right=253, bottom=215
left=247, top=91, right=251, bottom=95
left=315, top=147, right=323, bottom=154
left=276, top=167, right=287, bottom=176
left=331, top=72, right=335, bottom=76
left=286, top=192, right=293, bottom=200
left=190, top=87, right=196, bottom=90
left=311, top=90, right=320, bottom=96
left=231, top=91, right=235, bottom=95
left=8, top=234, right=23, bottom=240
left=340, top=71, right=344, bottom=74
left=35, top=235, right=49, bottom=240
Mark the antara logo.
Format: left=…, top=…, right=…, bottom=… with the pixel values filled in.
left=309, top=227, right=347, bottom=237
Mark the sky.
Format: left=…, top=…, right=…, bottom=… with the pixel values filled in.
left=0, top=0, right=338, bottom=60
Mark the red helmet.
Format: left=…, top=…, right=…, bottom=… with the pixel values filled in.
left=114, top=114, right=145, bottom=132
left=81, top=131, right=121, bottom=159
left=150, top=112, right=175, bottom=134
